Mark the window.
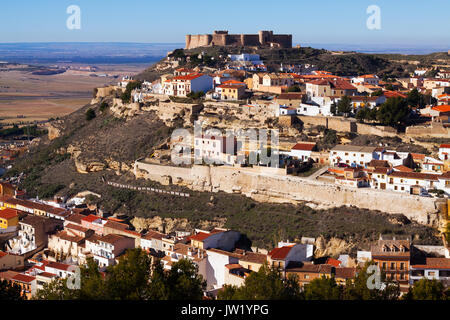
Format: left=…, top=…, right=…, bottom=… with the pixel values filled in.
left=400, top=263, right=405, bottom=270
left=390, top=263, right=395, bottom=270
left=382, top=262, right=387, bottom=269
left=304, top=274, right=309, bottom=279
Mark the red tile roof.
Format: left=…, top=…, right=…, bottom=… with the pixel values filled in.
left=389, top=171, right=440, bottom=181
left=0, top=251, right=8, bottom=258
left=82, top=214, right=101, bottom=223
left=393, top=165, right=414, bottom=173
left=0, top=208, right=18, bottom=220
left=383, top=91, right=407, bottom=99
left=172, top=73, right=205, bottom=81
left=291, top=142, right=316, bottom=151
left=12, top=273, right=35, bottom=283
left=189, top=232, right=212, bottom=242
left=440, top=144, right=450, bottom=149
left=268, top=246, right=293, bottom=260
left=411, top=258, right=450, bottom=269
left=432, top=105, right=450, bottom=113
left=46, top=261, right=72, bottom=271
left=325, top=258, right=341, bottom=267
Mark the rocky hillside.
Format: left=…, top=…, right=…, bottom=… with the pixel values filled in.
left=136, top=46, right=412, bottom=80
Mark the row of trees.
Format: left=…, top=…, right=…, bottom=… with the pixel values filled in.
left=332, top=96, right=411, bottom=127
left=333, top=88, right=436, bottom=127
left=30, top=249, right=449, bottom=301
left=35, top=249, right=205, bottom=300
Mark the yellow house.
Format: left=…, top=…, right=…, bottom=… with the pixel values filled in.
left=219, top=84, right=245, bottom=101
left=0, top=182, right=15, bottom=197
left=0, top=208, right=19, bottom=232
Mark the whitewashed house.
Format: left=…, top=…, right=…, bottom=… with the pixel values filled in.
left=439, top=144, right=450, bottom=161
left=329, top=145, right=378, bottom=167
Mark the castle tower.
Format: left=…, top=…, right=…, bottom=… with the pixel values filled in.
left=185, top=34, right=192, bottom=49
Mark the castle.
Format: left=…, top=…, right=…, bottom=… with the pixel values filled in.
left=185, top=30, right=292, bottom=50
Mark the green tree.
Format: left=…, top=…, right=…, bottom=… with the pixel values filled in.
left=218, top=264, right=302, bottom=300
left=330, top=102, right=337, bottom=116
left=337, top=96, right=352, bottom=117
left=164, top=259, right=206, bottom=300
left=404, top=279, right=448, bottom=300
left=376, top=97, right=411, bottom=127
left=371, top=90, right=383, bottom=97
left=0, top=280, right=25, bottom=300
left=343, top=262, right=400, bottom=300
left=35, top=278, right=76, bottom=300
left=356, top=108, right=368, bottom=123
left=104, top=248, right=153, bottom=300
left=303, top=276, right=342, bottom=300
left=85, top=108, right=96, bottom=121
left=407, top=88, right=421, bottom=107
left=286, top=85, right=301, bottom=92
left=99, top=101, right=109, bottom=112
left=121, top=80, right=142, bottom=103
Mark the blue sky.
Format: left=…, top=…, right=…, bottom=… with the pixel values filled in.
left=1, top=0, right=449, bottom=47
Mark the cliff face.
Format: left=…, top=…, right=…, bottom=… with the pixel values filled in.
left=135, top=162, right=444, bottom=228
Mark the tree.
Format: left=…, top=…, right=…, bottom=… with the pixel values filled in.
left=330, top=102, right=337, bottom=116
left=85, top=108, right=96, bottom=121
left=121, top=80, right=142, bottom=103
left=104, top=248, right=153, bottom=300
left=164, top=259, right=206, bottom=300
left=407, top=88, right=421, bottom=107
left=371, top=90, right=383, bottom=97
left=286, top=85, right=301, bottom=92
left=404, top=279, right=448, bottom=300
left=35, top=278, right=76, bottom=300
left=356, top=108, right=368, bottom=123
left=337, top=96, right=352, bottom=117
left=376, top=97, right=411, bottom=127
left=186, top=91, right=205, bottom=100
left=99, top=101, right=109, bottom=112
left=303, top=276, right=342, bottom=300
left=343, top=262, right=400, bottom=300
left=218, top=264, right=302, bottom=300
left=0, top=280, right=25, bottom=300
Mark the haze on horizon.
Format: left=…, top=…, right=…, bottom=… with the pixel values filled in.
left=1, top=0, right=449, bottom=51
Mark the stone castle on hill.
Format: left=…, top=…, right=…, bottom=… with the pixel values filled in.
left=185, top=30, right=292, bottom=49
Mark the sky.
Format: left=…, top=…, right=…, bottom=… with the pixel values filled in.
left=1, top=0, right=450, bottom=49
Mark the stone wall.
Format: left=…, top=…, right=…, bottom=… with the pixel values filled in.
left=134, top=162, right=442, bottom=227
left=405, top=123, right=450, bottom=138
left=296, top=115, right=400, bottom=137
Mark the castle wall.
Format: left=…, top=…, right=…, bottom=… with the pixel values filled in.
left=185, top=31, right=292, bottom=49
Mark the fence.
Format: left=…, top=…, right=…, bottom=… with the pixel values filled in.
left=106, top=181, right=190, bottom=197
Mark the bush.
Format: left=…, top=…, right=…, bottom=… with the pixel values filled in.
left=99, top=101, right=109, bottom=112
left=85, top=109, right=96, bottom=121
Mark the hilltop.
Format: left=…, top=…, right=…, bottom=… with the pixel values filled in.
left=134, top=46, right=439, bottom=81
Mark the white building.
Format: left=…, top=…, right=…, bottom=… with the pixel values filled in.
left=436, top=172, right=450, bottom=195
left=329, top=145, right=379, bottom=167
left=91, top=234, right=135, bottom=268
left=384, top=171, right=440, bottom=195
left=288, top=142, right=317, bottom=161
left=163, top=73, right=213, bottom=97
left=194, top=134, right=238, bottom=165
left=410, top=258, right=450, bottom=286
left=229, top=53, right=263, bottom=65
left=351, top=74, right=379, bottom=86
left=439, top=144, right=450, bottom=161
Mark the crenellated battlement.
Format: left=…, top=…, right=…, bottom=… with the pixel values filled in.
left=185, top=30, right=292, bottom=49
